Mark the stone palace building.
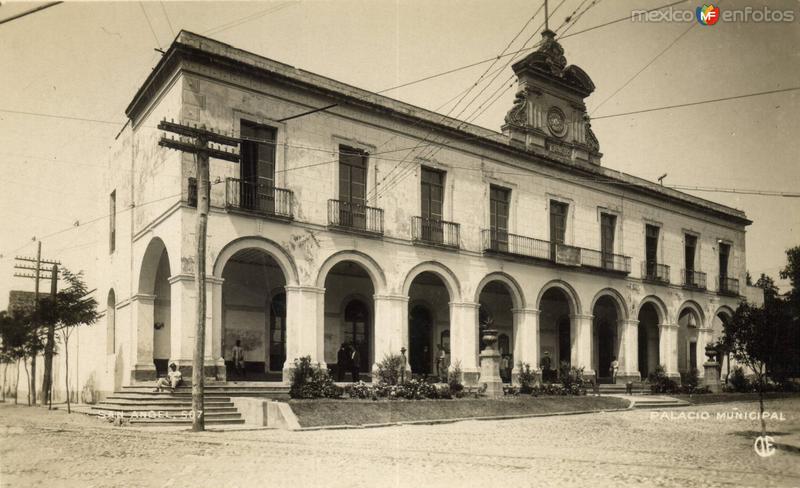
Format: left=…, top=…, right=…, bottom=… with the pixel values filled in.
left=79, top=29, right=755, bottom=396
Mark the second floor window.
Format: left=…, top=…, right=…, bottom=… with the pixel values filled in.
left=685, top=234, right=697, bottom=272
left=338, top=145, right=368, bottom=228
left=549, top=200, right=569, bottom=260
left=109, top=190, right=116, bottom=253
left=489, top=186, right=510, bottom=251
left=645, top=224, right=660, bottom=275
left=600, top=213, right=616, bottom=266
left=421, top=167, right=444, bottom=221
left=240, top=121, right=276, bottom=212
left=719, top=242, right=731, bottom=278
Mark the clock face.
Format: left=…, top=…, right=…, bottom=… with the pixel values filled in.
left=547, top=107, right=567, bottom=137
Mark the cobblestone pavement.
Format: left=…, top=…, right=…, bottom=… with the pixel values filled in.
left=1, top=398, right=799, bottom=488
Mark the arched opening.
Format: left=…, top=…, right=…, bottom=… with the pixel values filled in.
left=152, top=250, right=171, bottom=376
left=478, top=280, right=514, bottom=383
left=538, top=287, right=574, bottom=381
left=637, top=303, right=661, bottom=379
left=221, top=248, right=287, bottom=381
left=106, top=290, right=116, bottom=355
left=593, top=295, right=621, bottom=383
left=323, top=261, right=375, bottom=382
left=712, top=309, right=732, bottom=380
left=408, top=272, right=450, bottom=377
left=677, top=306, right=701, bottom=377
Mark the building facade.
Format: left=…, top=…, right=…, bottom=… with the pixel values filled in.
left=88, top=30, right=754, bottom=396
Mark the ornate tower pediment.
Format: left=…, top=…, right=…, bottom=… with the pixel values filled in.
left=502, top=30, right=601, bottom=165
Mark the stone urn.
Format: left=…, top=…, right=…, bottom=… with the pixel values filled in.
left=481, top=328, right=499, bottom=352
left=704, top=343, right=718, bottom=363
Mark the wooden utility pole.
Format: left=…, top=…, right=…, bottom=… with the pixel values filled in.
left=42, top=264, right=58, bottom=408
left=158, top=119, right=239, bottom=431
left=13, top=242, right=60, bottom=406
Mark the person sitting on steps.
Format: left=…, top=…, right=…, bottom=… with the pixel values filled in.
left=154, top=362, right=182, bottom=393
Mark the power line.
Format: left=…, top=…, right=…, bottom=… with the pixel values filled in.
left=202, top=1, right=297, bottom=37
left=592, top=86, right=800, bottom=120
left=160, top=2, right=176, bottom=38
left=0, top=2, right=62, bottom=26
left=668, top=185, right=800, bottom=198
left=139, top=2, right=162, bottom=49
left=558, top=0, right=685, bottom=41
left=591, top=21, right=696, bottom=115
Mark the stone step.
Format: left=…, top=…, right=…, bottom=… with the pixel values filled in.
left=103, top=394, right=234, bottom=403
left=93, top=405, right=238, bottom=413
left=632, top=398, right=689, bottom=409
left=128, top=417, right=246, bottom=426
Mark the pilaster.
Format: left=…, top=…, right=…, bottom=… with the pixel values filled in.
left=449, top=301, right=480, bottom=385
left=570, top=313, right=595, bottom=377
left=372, top=294, right=409, bottom=374
left=511, top=308, right=540, bottom=383
left=284, top=285, right=326, bottom=382
left=130, top=293, right=156, bottom=382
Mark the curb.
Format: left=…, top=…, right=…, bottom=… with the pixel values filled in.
left=294, top=403, right=634, bottom=431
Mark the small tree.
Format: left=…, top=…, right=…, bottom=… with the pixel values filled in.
left=39, top=270, right=98, bottom=412
left=0, top=310, right=41, bottom=405
left=723, top=301, right=788, bottom=436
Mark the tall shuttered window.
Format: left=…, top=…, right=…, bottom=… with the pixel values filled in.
left=489, top=186, right=510, bottom=251
left=109, top=190, right=116, bottom=253
left=240, top=121, right=277, bottom=213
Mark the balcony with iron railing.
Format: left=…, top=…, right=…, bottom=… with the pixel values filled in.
left=580, top=248, right=632, bottom=274
left=328, top=199, right=384, bottom=235
left=481, top=230, right=631, bottom=274
left=412, top=217, right=460, bottom=249
left=717, top=276, right=740, bottom=296
left=225, top=177, right=293, bottom=220
left=642, top=262, right=670, bottom=284
left=481, top=230, right=550, bottom=260
left=682, top=269, right=707, bottom=290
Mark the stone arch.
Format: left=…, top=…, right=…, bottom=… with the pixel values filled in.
left=315, top=250, right=386, bottom=293
left=213, top=236, right=299, bottom=285
left=138, top=237, right=170, bottom=294
left=590, top=288, right=629, bottom=321
left=677, top=300, right=706, bottom=327
left=636, top=295, right=670, bottom=325
left=714, top=305, right=735, bottom=321
left=473, top=272, right=526, bottom=309
left=402, top=261, right=461, bottom=301
left=536, top=279, right=582, bottom=316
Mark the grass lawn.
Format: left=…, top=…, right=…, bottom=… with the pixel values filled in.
left=673, top=391, right=800, bottom=405
left=289, top=395, right=629, bottom=428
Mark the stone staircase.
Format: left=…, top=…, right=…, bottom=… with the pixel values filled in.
left=597, top=382, right=650, bottom=395
left=628, top=396, right=690, bottom=409
left=90, top=382, right=290, bottom=426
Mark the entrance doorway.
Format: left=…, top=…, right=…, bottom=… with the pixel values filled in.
left=409, top=305, right=433, bottom=375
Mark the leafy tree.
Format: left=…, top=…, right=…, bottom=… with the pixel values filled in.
left=754, top=273, right=780, bottom=302
left=746, top=271, right=753, bottom=286
left=723, top=300, right=792, bottom=436
left=780, top=246, right=800, bottom=315
left=0, top=310, right=41, bottom=405
left=38, top=269, right=98, bottom=412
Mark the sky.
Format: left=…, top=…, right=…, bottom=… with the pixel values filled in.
left=0, top=0, right=798, bottom=309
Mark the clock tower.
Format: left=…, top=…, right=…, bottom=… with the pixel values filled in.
left=502, top=29, right=602, bottom=166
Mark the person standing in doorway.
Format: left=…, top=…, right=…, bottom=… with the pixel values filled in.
left=541, top=351, right=552, bottom=383
left=232, top=340, right=245, bottom=379
left=350, top=343, right=361, bottom=382
left=336, top=343, right=349, bottom=382
left=610, top=356, right=619, bottom=384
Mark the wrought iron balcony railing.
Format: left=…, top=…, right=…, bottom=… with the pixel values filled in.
left=328, top=199, right=384, bottom=235
left=581, top=248, right=632, bottom=274
left=642, top=262, right=670, bottom=283
left=682, top=269, right=707, bottom=290
left=481, top=230, right=550, bottom=260
left=225, top=177, right=293, bottom=219
left=718, top=276, right=740, bottom=296
left=553, top=242, right=581, bottom=266
left=412, top=216, right=460, bottom=248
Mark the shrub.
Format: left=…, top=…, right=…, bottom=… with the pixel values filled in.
left=289, top=356, right=343, bottom=399
left=648, top=364, right=678, bottom=394
left=345, top=381, right=373, bottom=399
left=447, top=361, right=464, bottom=395
left=727, top=366, right=750, bottom=393
left=558, top=362, right=587, bottom=394
left=680, top=368, right=700, bottom=390
left=516, top=362, right=535, bottom=394
left=376, top=353, right=405, bottom=385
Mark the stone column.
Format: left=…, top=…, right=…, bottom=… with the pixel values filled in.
left=130, top=293, right=156, bottom=382
left=206, top=276, right=226, bottom=379
left=619, top=319, right=640, bottom=383
left=660, top=324, right=680, bottom=379
left=168, top=274, right=195, bottom=373
left=372, top=294, right=409, bottom=375
left=449, top=301, right=480, bottom=385
left=511, top=308, right=540, bottom=384
left=570, top=314, right=595, bottom=377
left=284, top=285, right=325, bottom=382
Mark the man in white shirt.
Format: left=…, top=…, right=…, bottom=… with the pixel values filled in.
left=232, top=340, right=245, bottom=378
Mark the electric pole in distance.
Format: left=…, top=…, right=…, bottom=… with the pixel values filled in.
left=158, top=119, right=239, bottom=431
left=14, top=242, right=60, bottom=406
